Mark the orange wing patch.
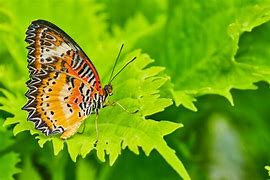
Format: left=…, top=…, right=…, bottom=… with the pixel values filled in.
left=23, top=20, right=104, bottom=139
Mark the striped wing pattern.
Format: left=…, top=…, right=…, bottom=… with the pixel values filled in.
left=23, top=20, right=105, bottom=139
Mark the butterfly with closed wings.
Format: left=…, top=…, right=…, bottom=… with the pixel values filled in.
left=23, top=20, right=135, bottom=139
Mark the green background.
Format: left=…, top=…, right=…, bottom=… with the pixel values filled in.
left=0, top=0, right=270, bottom=179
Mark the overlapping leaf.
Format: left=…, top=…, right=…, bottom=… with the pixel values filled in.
left=171, top=3, right=270, bottom=111
left=131, top=1, right=270, bottom=111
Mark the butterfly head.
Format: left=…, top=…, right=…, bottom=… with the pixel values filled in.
left=104, top=84, right=113, bottom=96
left=104, top=44, right=136, bottom=99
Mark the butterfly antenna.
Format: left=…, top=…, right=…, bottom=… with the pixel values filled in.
left=108, top=44, right=124, bottom=83
left=109, top=56, right=136, bottom=84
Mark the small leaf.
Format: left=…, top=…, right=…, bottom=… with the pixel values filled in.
left=172, top=90, right=197, bottom=111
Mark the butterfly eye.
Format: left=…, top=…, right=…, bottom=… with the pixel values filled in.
left=104, top=85, right=113, bottom=96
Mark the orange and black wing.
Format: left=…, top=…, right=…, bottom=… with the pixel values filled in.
left=23, top=20, right=101, bottom=138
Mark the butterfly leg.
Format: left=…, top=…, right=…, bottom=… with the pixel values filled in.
left=95, top=114, right=99, bottom=140
left=107, top=101, right=138, bottom=114
left=78, top=121, right=86, bottom=134
left=94, top=108, right=100, bottom=138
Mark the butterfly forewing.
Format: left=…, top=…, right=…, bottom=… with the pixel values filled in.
left=23, top=20, right=103, bottom=138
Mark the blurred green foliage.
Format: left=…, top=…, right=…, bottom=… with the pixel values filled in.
left=0, top=0, right=270, bottom=179
left=266, top=166, right=270, bottom=176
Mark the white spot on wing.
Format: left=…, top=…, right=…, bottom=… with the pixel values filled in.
left=41, top=40, right=72, bottom=62
left=82, top=85, right=89, bottom=95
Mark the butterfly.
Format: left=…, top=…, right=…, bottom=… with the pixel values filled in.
left=23, top=20, right=135, bottom=139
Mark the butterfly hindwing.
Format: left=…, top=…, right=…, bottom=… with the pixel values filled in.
left=23, top=20, right=102, bottom=138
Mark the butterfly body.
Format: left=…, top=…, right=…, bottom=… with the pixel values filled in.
left=23, top=20, right=113, bottom=139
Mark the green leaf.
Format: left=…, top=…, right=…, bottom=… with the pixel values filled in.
left=134, top=1, right=270, bottom=111
left=0, top=89, right=34, bottom=136
left=76, top=160, right=97, bottom=180
left=234, top=6, right=270, bottom=83
left=18, top=156, right=42, bottom=180
left=0, top=118, right=21, bottom=180
left=0, top=118, right=14, bottom=151
left=36, top=150, right=68, bottom=180
left=170, top=3, right=270, bottom=110
left=172, top=90, right=197, bottom=111
left=0, top=119, right=21, bottom=180
left=0, top=152, right=21, bottom=180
